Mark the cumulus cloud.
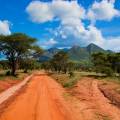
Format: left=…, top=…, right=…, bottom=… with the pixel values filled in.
left=26, top=1, right=54, bottom=23
left=26, top=0, right=85, bottom=23
left=87, top=0, right=120, bottom=22
left=26, top=0, right=120, bottom=51
left=39, top=38, right=58, bottom=49
left=55, top=24, right=105, bottom=47
left=82, top=25, right=105, bottom=46
left=0, top=20, right=11, bottom=35
left=45, top=38, right=57, bottom=45
left=104, top=37, right=120, bottom=51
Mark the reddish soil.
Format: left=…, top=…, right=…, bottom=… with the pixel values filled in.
left=0, top=74, right=120, bottom=120
left=0, top=80, right=19, bottom=93
left=0, top=73, right=81, bottom=120
left=98, top=80, right=120, bottom=108
left=69, top=77, right=120, bottom=120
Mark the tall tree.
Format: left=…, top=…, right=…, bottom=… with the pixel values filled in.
left=51, top=51, right=69, bottom=73
left=0, top=33, right=42, bottom=75
left=92, top=52, right=120, bottom=76
left=92, top=52, right=113, bottom=76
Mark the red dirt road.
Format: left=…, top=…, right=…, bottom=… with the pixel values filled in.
left=0, top=73, right=79, bottom=120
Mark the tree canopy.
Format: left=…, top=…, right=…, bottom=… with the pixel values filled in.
left=0, top=33, right=43, bottom=75
left=92, top=52, right=120, bottom=76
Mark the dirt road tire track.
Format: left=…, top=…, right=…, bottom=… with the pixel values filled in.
left=70, top=77, right=120, bottom=120
left=0, top=74, right=33, bottom=105
left=0, top=73, right=79, bottom=120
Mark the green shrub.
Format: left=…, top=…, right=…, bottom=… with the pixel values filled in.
left=101, top=67, right=113, bottom=76
left=69, top=71, right=74, bottom=78
left=5, top=70, right=11, bottom=76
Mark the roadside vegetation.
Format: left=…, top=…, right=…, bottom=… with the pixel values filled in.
left=0, top=32, right=120, bottom=89
left=49, top=72, right=81, bottom=88
left=0, top=33, right=120, bottom=120
left=0, top=33, right=43, bottom=76
left=42, top=50, right=120, bottom=87
left=0, top=33, right=43, bottom=92
left=92, top=52, right=120, bottom=77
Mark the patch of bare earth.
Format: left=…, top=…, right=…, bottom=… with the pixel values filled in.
left=0, top=80, right=19, bottom=93
left=0, top=73, right=82, bottom=120
left=68, top=77, right=120, bottom=120
left=98, top=80, right=120, bottom=108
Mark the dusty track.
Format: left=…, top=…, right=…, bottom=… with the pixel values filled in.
left=70, top=78, right=120, bottom=120
left=0, top=73, right=79, bottom=120
left=1, top=74, right=120, bottom=120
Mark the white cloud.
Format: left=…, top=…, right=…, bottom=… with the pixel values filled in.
left=0, top=20, right=11, bottom=35
left=87, top=0, right=120, bottom=22
left=104, top=37, right=120, bottom=51
left=60, top=24, right=120, bottom=51
left=51, top=0, right=85, bottom=20
left=82, top=25, right=105, bottom=46
left=26, top=0, right=85, bottom=23
left=26, top=1, right=54, bottom=23
left=26, top=0, right=120, bottom=51
left=43, top=38, right=57, bottom=46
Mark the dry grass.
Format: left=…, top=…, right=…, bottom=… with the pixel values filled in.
left=0, top=70, right=31, bottom=81
left=49, top=71, right=120, bottom=88
left=49, top=72, right=83, bottom=88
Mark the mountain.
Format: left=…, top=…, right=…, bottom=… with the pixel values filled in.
left=39, top=43, right=111, bottom=62
left=39, top=48, right=61, bottom=62
left=68, top=43, right=107, bottom=61
left=68, top=45, right=89, bottom=61
left=86, top=43, right=105, bottom=54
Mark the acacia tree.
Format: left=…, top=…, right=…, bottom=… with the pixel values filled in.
left=92, top=52, right=120, bottom=76
left=51, top=51, right=69, bottom=73
left=0, top=33, right=42, bottom=76
left=92, top=52, right=113, bottom=76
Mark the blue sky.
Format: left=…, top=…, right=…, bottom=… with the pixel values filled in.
left=0, top=0, right=120, bottom=51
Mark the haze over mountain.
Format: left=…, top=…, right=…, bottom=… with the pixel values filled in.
left=39, top=43, right=110, bottom=62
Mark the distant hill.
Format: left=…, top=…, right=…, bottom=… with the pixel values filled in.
left=39, top=48, right=61, bottom=62
left=39, top=43, right=111, bottom=62
left=86, top=43, right=105, bottom=54
left=68, top=45, right=89, bottom=61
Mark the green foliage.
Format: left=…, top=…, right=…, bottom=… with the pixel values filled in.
left=5, top=70, right=11, bottom=76
left=41, top=61, right=52, bottom=71
left=100, top=67, right=113, bottom=76
left=20, top=59, right=41, bottom=73
left=42, top=51, right=75, bottom=73
left=69, top=71, right=74, bottom=78
left=50, top=72, right=81, bottom=88
left=0, top=60, right=9, bottom=69
left=50, top=51, right=69, bottom=73
left=92, top=52, right=120, bottom=76
left=0, top=64, right=2, bottom=70
left=0, top=33, right=42, bottom=75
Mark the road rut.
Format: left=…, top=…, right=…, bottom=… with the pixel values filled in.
left=0, top=73, right=78, bottom=120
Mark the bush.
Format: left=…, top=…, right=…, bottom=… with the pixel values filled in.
left=5, top=70, right=11, bottom=76
left=63, top=78, right=77, bottom=88
left=69, top=71, right=74, bottom=78
left=0, top=64, right=2, bottom=70
left=101, top=67, right=113, bottom=76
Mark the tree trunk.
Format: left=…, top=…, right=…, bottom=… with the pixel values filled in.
left=11, top=61, right=17, bottom=76
left=24, top=69, right=28, bottom=73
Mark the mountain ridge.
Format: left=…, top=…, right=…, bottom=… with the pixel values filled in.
left=39, top=43, right=112, bottom=62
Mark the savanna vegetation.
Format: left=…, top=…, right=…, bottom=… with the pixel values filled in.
left=43, top=51, right=120, bottom=88
left=92, top=52, right=120, bottom=77
left=0, top=33, right=43, bottom=77
left=0, top=32, right=120, bottom=87
left=41, top=51, right=75, bottom=74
